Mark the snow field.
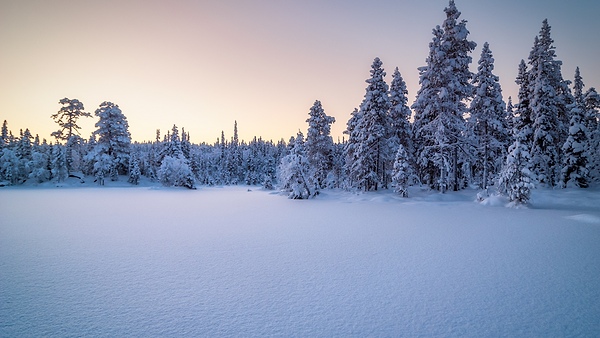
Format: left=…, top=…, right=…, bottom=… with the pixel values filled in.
left=1, top=186, right=599, bottom=337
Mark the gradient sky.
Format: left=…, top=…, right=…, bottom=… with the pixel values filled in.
left=1, top=0, right=598, bottom=144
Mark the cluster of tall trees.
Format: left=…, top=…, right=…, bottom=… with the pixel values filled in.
left=1, top=1, right=599, bottom=204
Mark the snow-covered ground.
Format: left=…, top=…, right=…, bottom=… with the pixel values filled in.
left=1, top=184, right=599, bottom=337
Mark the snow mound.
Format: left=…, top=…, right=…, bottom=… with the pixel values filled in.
left=479, top=194, right=510, bottom=207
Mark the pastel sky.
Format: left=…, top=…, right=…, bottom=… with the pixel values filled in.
left=1, top=0, right=598, bottom=144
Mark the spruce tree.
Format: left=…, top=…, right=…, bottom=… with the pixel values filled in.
left=278, top=131, right=313, bottom=199
left=561, top=67, right=589, bottom=187
left=515, top=60, right=534, bottom=147
left=506, top=97, right=516, bottom=140
left=412, top=26, right=444, bottom=186
left=1, top=120, right=8, bottom=150
left=469, top=42, right=508, bottom=189
left=350, top=57, right=392, bottom=191
left=128, top=155, right=141, bottom=185
left=584, top=87, right=600, bottom=181
left=528, top=20, right=571, bottom=186
left=388, top=67, right=412, bottom=155
left=158, top=124, right=195, bottom=188
left=93, top=101, right=131, bottom=179
left=411, top=0, right=476, bottom=192
left=305, top=100, right=336, bottom=190
left=343, top=108, right=361, bottom=188
left=392, top=144, right=412, bottom=197
left=51, top=143, right=68, bottom=182
left=497, top=136, right=535, bottom=205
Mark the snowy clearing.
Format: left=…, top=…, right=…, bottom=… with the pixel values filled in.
left=1, top=185, right=600, bottom=337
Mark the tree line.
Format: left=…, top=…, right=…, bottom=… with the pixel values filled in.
left=1, top=1, right=599, bottom=204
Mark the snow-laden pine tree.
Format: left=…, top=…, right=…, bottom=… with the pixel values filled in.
left=388, top=67, right=413, bottom=157
left=262, top=174, right=274, bottom=190
left=497, top=134, right=535, bottom=206
left=0, top=120, right=8, bottom=150
left=305, top=100, right=336, bottom=190
left=412, top=26, right=443, bottom=186
left=330, top=140, right=345, bottom=189
left=561, top=67, right=589, bottom=187
left=29, top=138, right=51, bottom=184
left=343, top=107, right=361, bottom=188
left=50, top=143, right=67, bottom=183
left=226, top=121, right=243, bottom=184
left=278, top=131, right=313, bottom=199
left=584, top=87, right=600, bottom=181
left=93, top=102, right=131, bottom=180
left=16, top=129, right=34, bottom=181
left=528, top=20, right=572, bottom=186
left=497, top=103, right=535, bottom=205
left=411, top=0, right=476, bottom=192
left=515, top=60, right=534, bottom=147
left=506, top=97, right=516, bottom=140
left=158, top=124, right=195, bottom=189
left=51, top=98, right=91, bottom=143
left=349, top=57, right=392, bottom=191
left=392, top=144, right=412, bottom=197
left=128, top=155, right=141, bottom=185
left=469, top=42, right=508, bottom=189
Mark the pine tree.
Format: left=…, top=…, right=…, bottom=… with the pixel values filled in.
left=1, top=120, right=8, bottom=150
left=305, top=100, right=336, bottom=190
left=411, top=0, right=476, bottom=192
left=51, top=143, right=68, bottom=182
left=388, top=67, right=413, bottom=155
left=343, top=107, right=361, bottom=188
left=469, top=42, right=508, bottom=189
left=29, top=148, right=51, bottom=183
left=584, top=87, right=600, bottom=181
left=350, top=57, right=392, bottom=191
left=1, top=144, right=20, bottom=185
left=528, top=20, right=571, bottom=186
left=93, top=101, right=131, bottom=180
left=506, top=97, right=516, bottom=139
left=51, top=98, right=91, bottom=142
left=226, top=121, right=243, bottom=184
left=561, top=67, right=589, bottom=187
left=412, top=26, right=443, bottom=187
left=497, top=136, right=535, bottom=205
left=514, top=60, right=534, bottom=148
left=278, top=131, right=313, bottom=199
left=392, top=144, right=412, bottom=197
left=158, top=124, right=195, bottom=188
left=262, top=174, right=274, bottom=190
left=128, top=155, right=141, bottom=185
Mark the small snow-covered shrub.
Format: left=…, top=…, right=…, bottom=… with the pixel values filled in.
left=158, top=155, right=195, bottom=189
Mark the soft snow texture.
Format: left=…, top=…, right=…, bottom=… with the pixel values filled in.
left=1, top=186, right=600, bottom=337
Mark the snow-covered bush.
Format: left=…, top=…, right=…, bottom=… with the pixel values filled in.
left=497, top=139, right=535, bottom=205
left=158, top=155, right=195, bottom=189
left=278, top=132, right=313, bottom=199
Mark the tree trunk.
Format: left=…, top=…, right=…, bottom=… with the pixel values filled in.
left=453, top=147, right=458, bottom=191
left=483, top=144, right=488, bottom=189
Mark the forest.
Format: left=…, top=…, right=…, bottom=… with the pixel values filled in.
left=1, top=1, right=599, bottom=206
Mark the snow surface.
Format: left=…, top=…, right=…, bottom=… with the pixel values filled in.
left=1, top=184, right=600, bottom=337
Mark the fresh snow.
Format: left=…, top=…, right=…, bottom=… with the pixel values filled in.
left=1, top=185, right=600, bottom=337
